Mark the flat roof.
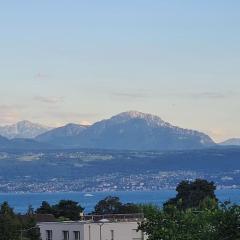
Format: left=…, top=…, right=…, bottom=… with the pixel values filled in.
left=37, top=213, right=144, bottom=225
left=37, top=220, right=140, bottom=225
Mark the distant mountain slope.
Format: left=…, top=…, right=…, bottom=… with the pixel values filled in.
left=8, top=138, right=51, bottom=150
left=220, top=138, right=240, bottom=146
left=0, top=120, right=52, bottom=139
left=0, top=111, right=216, bottom=150
left=36, top=123, right=89, bottom=146
left=0, top=135, right=10, bottom=146
left=0, top=135, right=51, bottom=150
left=63, top=111, right=215, bottom=150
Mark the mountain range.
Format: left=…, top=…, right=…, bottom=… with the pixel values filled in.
left=0, top=111, right=220, bottom=151
left=0, top=111, right=238, bottom=150
left=220, top=138, right=240, bottom=146
left=0, top=120, right=51, bottom=139
left=36, top=123, right=89, bottom=146
left=0, top=135, right=50, bottom=150
left=50, top=111, right=215, bottom=150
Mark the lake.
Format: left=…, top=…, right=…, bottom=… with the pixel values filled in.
left=0, top=189, right=239, bottom=213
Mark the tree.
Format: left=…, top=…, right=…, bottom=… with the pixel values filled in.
left=120, top=203, right=140, bottom=214
left=94, top=196, right=122, bottom=215
left=164, top=179, right=218, bottom=210
left=36, top=200, right=84, bottom=220
left=214, top=202, right=240, bottom=240
left=36, top=201, right=54, bottom=215
left=20, top=216, right=40, bottom=240
left=139, top=180, right=239, bottom=240
left=27, top=205, right=34, bottom=216
left=0, top=202, right=21, bottom=240
left=0, top=201, right=15, bottom=216
left=93, top=197, right=159, bottom=216
left=136, top=204, right=160, bottom=218
left=139, top=205, right=219, bottom=240
left=53, top=200, right=84, bottom=220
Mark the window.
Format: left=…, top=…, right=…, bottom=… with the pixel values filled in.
left=46, top=230, right=52, bottom=240
left=63, top=231, right=69, bottom=240
left=74, top=231, right=80, bottom=240
left=110, top=230, right=114, bottom=240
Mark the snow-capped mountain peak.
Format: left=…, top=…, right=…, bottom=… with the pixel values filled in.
left=110, top=111, right=170, bottom=127
left=0, top=121, right=52, bottom=139
left=36, top=123, right=89, bottom=142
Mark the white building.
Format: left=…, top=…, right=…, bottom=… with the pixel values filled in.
left=38, top=214, right=146, bottom=240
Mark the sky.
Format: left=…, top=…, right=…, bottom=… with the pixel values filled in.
left=0, top=0, right=240, bottom=142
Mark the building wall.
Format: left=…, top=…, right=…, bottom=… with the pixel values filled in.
left=83, top=222, right=143, bottom=240
left=38, top=222, right=85, bottom=240
left=38, top=221, right=146, bottom=240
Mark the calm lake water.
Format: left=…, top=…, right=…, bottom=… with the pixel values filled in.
left=0, top=189, right=239, bottom=213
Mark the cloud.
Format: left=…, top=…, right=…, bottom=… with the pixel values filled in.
left=0, top=105, right=22, bottom=125
left=112, top=91, right=148, bottom=99
left=111, top=90, right=236, bottom=101
left=190, top=92, right=230, bottom=99
left=204, top=129, right=230, bottom=143
left=166, top=91, right=237, bottom=100
left=34, top=96, right=64, bottom=104
left=34, top=73, right=49, bottom=80
left=80, top=120, right=91, bottom=125
left=48, top=111, right=98, bottom=120
left=42, top=111, right=99, bottom=127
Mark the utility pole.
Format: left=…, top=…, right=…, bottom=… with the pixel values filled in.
left=98, top=219, right=110, bottom=240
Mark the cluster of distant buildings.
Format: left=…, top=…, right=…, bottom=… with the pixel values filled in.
left=1, top=170, right=239, bottom=193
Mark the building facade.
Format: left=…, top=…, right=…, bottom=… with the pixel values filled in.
left=38, top=214, right=146, bottom=240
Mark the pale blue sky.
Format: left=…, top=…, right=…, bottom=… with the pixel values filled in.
left=0, top=1, right=240, bottom=141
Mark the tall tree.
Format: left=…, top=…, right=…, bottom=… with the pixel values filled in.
left=53, top=200, right=84, bottom=220
left=0, top=202, right=21, bottom=240
left=36, top=201, right=54, bottom=215
left=21, top=216, right=40, bottom=240
left=94, top=196, right=122, bottom=215
left=164, top=179, right=217, bottom=210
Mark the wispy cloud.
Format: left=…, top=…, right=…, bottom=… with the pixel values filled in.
left=112, top=91, right=148, bottom=99
left=0, top=105, right=22, bottom=125
left=165, top=91, right=237, bottom=100
left=189, top=92, right=232, bottom=99
left=34, top=73, right=49, bottom=80
left=48, top=111, right=98, bottom=119
left=204, top=129, right=230, bottom=143
left=44, top=111, right=98, bottom=127
left=34, top=96, right=64, bottom=104
left=111, top=90, right=236, bottom=100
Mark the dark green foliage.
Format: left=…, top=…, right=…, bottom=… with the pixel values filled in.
left=0, top=202, right=21, bottom=240
left=139, top=203, right=240, bottom=240
left=36, top=200, right=84, bottom=220
left=94, top=196, right=122, bottom=214
left=120, top=203, right=140, bottom=214
left=36, top=201, right=54, bottom=215
left=0, top=201, right=15, bottom=216
left=0, top=202, right=40, bottom=240
left=164, top=179, right=218, bottom=210
left=94, top=196, right=161, bottom=217
left=53, top=200, right=84, bottom=220
left=136, top=204, right=160, bottom=218
left=20, top=216, right=40, bottom=240
left=139, top=180, right=239, bottom=240
left=214, top=202, right=240, bottom=240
